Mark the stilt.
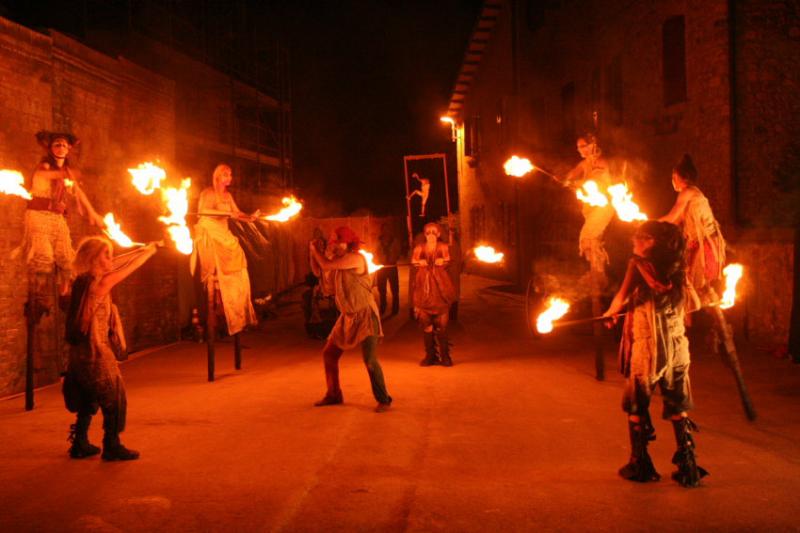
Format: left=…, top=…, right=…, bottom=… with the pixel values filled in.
left=234, top=333, right=242, bottom=370
left=710, top=304, right=756, bottom=420
left=206, top=280, right=216, bottom=382
left=24, top=274, right=49, bottom=411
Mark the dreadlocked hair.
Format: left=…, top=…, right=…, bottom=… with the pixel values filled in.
left=638, top=220, right=686, bottom=307
left=73, top=236, right=112, bottom=275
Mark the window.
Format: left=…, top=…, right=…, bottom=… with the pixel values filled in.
left=465, top=115, right=482, bottom=158
left=662, top=15, right=688, bottom=106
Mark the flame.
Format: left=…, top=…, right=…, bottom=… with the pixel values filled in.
left=607, top=183, right=648, bottom=222
left=158, top=178, right=193, bottom=255
left=128, top=162, right=166, bottom=195
left=473, top=245, right=504, bottom=263
left=719, top=263, right=744, bottom=310
left=503, top=156, right=534, bottom=177
left=359, top=249, right=384, bottom=274
left=102, top=213, right=142, bottom=248
left=0, top=170, right=32, bottom=200
left=536, top=297, right=570, bottom=334
left=576, top=180, right=609, bottom=207
left=264, top=195, right=303, bottom=222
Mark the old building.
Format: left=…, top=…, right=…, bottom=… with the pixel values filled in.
left=0, top=1, right=292, bottom=397
left=447, top=0, right=799, bottom=347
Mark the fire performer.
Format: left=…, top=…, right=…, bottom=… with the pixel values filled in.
left=308, top=226, right=392, bottom=412
left=375, top=222, right=401, bottom=316
left=602, top=221, right=708, bottom=487
left=63, top=237, right=160, bottom=460
left=192, top=164, right=258, bottom=335
left=562, top=132, right=615, bottom=277
left=412, top=222, right=456, bottom=366
left=16, top=131, right=104, bottom=297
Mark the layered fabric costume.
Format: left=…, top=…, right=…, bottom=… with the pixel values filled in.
left=192, top=192, right=257, bottom=335
left=682, top=189, right=726, bottom=300
left=566, top=156, right=615, bottom=275
left=413, top=243, right=456, bottom=366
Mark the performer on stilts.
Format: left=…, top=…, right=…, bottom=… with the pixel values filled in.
left=602, top=221, right=708, bottom=487
left=309, top=226, right=392, bottom=412
left=63, top=237, right=160, bottom=460
left=412, top=222, right=456, bottom=367
left=13, top=131, right=105, bottom=409
left=192, top=164, right=258, bottom=337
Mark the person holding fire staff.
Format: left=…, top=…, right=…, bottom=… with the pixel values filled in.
left=602, top=221, right=708, bottom=487
left=15, top=131, right=105, bottom=300
left=192, top=164, right=258, bottom=336
left=412, top=222, right=456, bottom=367
left=308, top=226, right=393, bottom=412
left=561, top=132, right=616, bottom=279
left=63, top=237, right=161, bottom=460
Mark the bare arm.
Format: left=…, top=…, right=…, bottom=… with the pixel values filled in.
left=71, top=182, right=105, bottom=227
left=435, top=243, right=450, bottom=266
left=309, top=244, right=365, bottom=274
left=660, top=188, right=692, bottom=224
left=95, top=243, right=159, bottom=298
left=603, top=258, right=640, bottom=318
left=411, top=245, right=428, bottom=267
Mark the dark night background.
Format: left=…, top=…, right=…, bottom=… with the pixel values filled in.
left=0, top=0, right=483, bottom=216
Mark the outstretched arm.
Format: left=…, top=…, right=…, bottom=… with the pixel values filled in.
left=70, top=181, right=105, bottom=227
left=603, top=258, right=640, bottom=318
left=660, top=188, right=691, bottom=224
left=95, top=242, right=160, bottom=298
left=309, top=243, right=365, bottom=274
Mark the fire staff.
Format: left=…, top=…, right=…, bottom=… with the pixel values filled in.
left=192, top=164, right=258, bottom=336
left=602, top=221, right=708, bottom=487
left=412, top=222, right=456, bottom=367
left=309, top=226, right=392, bottom=412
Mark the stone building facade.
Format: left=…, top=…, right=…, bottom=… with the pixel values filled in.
left=448, top=0, right=800, bottom=347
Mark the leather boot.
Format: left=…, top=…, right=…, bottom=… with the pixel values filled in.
left=101, top=433, right=140, bottom=461
left=619, top=415, right=660, bottom=482
left=437, top=331, right=453, bottom=367
left=671, top=417, right=708, bottom=487
left=419, top=331, right=439, bottom=366
left=68, top=414, right=100, bottom=459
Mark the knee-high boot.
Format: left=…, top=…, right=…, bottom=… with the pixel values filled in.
left=68, top=412, right=100, bottom=459
left=619, top=414, right=660, bottom=482
left=671, top=417, right=708, bottom=487
left=437, top=331, right=452, bottom=367
left=420, top=332, right=439, bottom=366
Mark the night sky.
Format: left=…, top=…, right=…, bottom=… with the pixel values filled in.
left=264, top=1, right=482, bottom=216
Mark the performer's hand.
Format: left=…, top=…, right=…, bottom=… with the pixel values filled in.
left=601, top=310, right=618, bottom=328
left=434, top=258, right=444, bottom=266
left=416, top=259, right=428, bottom=267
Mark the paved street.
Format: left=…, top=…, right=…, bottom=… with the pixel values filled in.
left=2, top=270, right=799, bottom=532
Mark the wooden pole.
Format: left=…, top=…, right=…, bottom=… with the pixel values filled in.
left=206, top=280, right=216, bottom=382
left=234, top=333, right=242, bottom=370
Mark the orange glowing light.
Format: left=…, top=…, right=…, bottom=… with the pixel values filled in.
left=440, top=116, right=455, bottom=125
left=359, top=249, right=383, bottom=274
left=128, top=162, right=166, bottom=195
left=158, top=178, right=193, bottom=255
left=0, top=170, right=32, bottom=200
left=102, top=213, right=142, bottom=248
left=263, top=195, right=303, bottom=222
left=473, top=245, right=504, bottom=264
left=576, top=180, right=609, bottom=207
left=536, top=297, right=570, bottom=334
left=719, top=263, right=744, bottom=310
left=503, top=156, right=534, bottom=178
left=607, top=183, right=648, bottom=222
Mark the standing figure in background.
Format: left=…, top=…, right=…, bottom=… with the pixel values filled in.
left=562, top=132, right=615, bottom=280
left=309, top=226, right=392, bottom=412
left=192, top=164, right=258, bottom=335
left=16, top=131, right=104, bottom=298
left=412, top=223, right=456, bottom=366
left=407, top=173, right=431, bottom=217
left=375, top=222, right=401, bottom=317
left=63, top=237, right=160, bottom=460
left=602, top=221, right=708, bottom=487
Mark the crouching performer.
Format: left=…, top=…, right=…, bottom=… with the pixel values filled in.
left=412, top=223, right=456, bottom=366
left=602, top=221, right=708, bottom=487
left=309, top=227, right=392, bottom=412
left=63, top=237, right=160, bottom=460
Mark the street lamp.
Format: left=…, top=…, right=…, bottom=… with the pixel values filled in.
left=440, top=116, right=456, bottom=142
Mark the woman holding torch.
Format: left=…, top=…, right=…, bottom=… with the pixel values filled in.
left=412, top=222, right=456, bottom=366
left=63, top=237, right=161, bottom=460
left=602, top=221, right=708, bottom=487
left=192, top=164, right=258, bottom=336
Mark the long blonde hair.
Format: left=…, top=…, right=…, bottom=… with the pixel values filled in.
left=212, top=163, right=232, bottom=188
left=73, top=236, right=112, bottom=275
